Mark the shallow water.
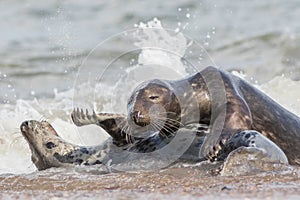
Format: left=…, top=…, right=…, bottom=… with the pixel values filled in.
left=0, top=0, right=300, bottom=199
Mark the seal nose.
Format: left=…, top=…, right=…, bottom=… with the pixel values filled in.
left=21, top=121, right=29, bottom=128
left=130, top=111, right=149, bottom=127
left=20, top=121, right=30, bottom=132
left=130, top=111, right=140, bottom=125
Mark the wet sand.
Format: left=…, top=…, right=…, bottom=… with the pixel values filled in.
left=0, top=165, right=299, bottom=200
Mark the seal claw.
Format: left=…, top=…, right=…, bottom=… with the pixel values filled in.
left=93, top=110, right=97, bottom=119
left=86, top=109, right=91, bottom=120
left=80, top=109, right=85, bottom=119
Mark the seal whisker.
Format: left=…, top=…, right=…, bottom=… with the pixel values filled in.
left=152, top=118, right=181, bottom=130
left=9, top=135, right=24, bottom=149
left=152, top=116, right=183, bottom=127
left=156, top=111, right=178, bottom=116
left=121, top=123, right=130, bottom=134
left=151, top=120, right=174, bottom=137
left=12, top=126, right=21, bottom=134
left=38, top=115, right=48, bottom=123
left=151, top=121, right=168, bottom=138
left=154, top=120, right=178, bottom=137
left=121, top=124, right=134, bottom=144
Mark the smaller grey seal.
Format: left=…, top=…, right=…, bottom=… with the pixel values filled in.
left=20, top=118, right=204, bottom=170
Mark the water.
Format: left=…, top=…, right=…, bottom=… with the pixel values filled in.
left=0, top=0, right=300, bottom=177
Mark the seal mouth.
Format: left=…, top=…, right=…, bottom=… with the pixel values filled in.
left=20, top=120, right=32, bottom=139
left=130, top=111, right=151, bottom=127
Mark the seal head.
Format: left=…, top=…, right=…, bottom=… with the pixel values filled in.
left=127, top=79, right=181, bottom=137
left=20, top=120, right=75, bottom=170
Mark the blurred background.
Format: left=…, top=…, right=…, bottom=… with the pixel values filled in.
left=1, top=0, right=300, bottom=101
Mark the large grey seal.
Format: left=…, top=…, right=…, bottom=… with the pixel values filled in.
left=125, top=66, right=300, bottom=165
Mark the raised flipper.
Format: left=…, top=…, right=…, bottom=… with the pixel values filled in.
left=71, top=108, right=133, bottom=146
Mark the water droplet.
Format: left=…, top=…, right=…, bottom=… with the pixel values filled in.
left=178, top=8, right=182, bottom=12
left=30, top=91, right=35, bottom=96
left=186, top=13, right=190, bottom=18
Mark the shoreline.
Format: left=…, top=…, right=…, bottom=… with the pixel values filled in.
left=1, top=166, right=299, bottom=199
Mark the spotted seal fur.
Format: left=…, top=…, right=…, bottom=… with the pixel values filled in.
left=124, top=66, right=300, bottom=165
left=20, top=119, right=206, bottom=170
left=20, top=120, right=118, bottom=170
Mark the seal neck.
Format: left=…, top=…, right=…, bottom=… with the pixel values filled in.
left=171, top=72, right=211, bottom=126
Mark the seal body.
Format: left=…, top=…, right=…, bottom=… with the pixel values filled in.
left=20, top=119, right=206, bottom=170
left=126, top=66, right=300, bottom=165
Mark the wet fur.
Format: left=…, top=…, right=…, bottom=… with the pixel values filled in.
left=126, top=66, right=300, bottom=165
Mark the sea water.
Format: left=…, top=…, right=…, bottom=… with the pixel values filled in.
left=0, top=0, right=300, bottom=175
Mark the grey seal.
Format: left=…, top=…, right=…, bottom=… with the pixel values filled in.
left=125, top=66, right=300, bottom=165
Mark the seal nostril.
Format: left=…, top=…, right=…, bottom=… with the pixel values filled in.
left=21, top=121, right=29, bottom=128
left=130, top=111, right=150, bottom=127
left=130, top=111, right=139, bottom=124
left=20, top=121, right=30, bottom=132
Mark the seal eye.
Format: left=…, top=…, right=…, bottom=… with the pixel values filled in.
left=45, top=142, right=56, bottom=149
left=149, top=95, right=159, bottom=100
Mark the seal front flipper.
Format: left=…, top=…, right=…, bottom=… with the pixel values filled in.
left=199, top=97, right=252, bottom=161
left=71, top=108, right=131, bottom=146
left=71, top=108, right=126, bottom=127
left=199, top=67, right=253, bottom=161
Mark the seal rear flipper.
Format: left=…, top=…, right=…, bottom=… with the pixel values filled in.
left=220, top=146, right=289, bottom=176
left=216, top=130, right=288, bottom=164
